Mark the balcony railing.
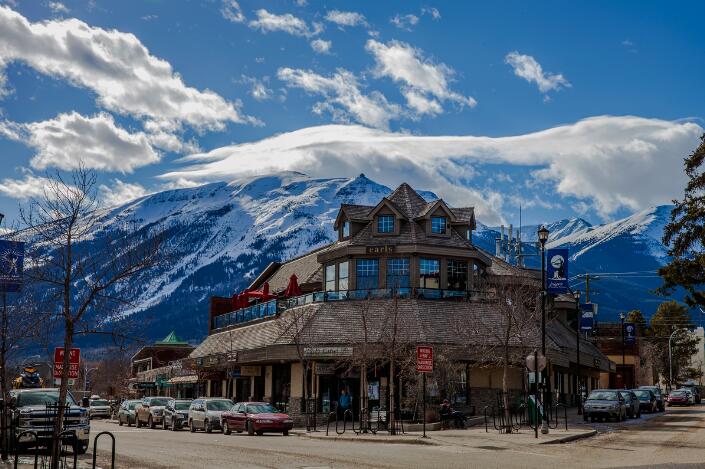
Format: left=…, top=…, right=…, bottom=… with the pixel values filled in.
left=212, top=288, right=493, bottom=331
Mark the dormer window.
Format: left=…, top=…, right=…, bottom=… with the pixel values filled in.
left=342, top=220, right=350, bottom=238
left=378, top=215, right=395, bottom=233
left=431, top=216, right=447, bottom=234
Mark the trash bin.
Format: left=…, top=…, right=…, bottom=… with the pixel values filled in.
left=527, top=395, right=543, bottom=426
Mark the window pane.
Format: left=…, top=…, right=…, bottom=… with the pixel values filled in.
left=419, top=258, right=440, bottom=289
left=338, top=261, right=349, bottom=291
left=377, top=215, right=394, bottom=233
left=386, top=258, right=410, bottom=289
left=431, top=217, right=447, bottom=234
left=325, top=264, right=336, bottom=291
left=342, top=221, right=350, bottom=238
left=447, top=260, right=468, bottom=291
left=356, top=259, right=379, bottom=290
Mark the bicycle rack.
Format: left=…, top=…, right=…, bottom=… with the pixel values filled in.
left=58, top=429, right=78, bottom=469
left=92, top=431, right=116, bottom=469
left=13, top=430, right=38, bottom=469
left=325, top=411, right=337, bottom=436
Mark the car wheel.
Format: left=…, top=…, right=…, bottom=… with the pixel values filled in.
left=119, top=417, right=123, bottom=426
left=256, top=430, right=263, bottom=436
left=76, top=442, right=89, bottom=455
left=247, top=420, right=254, bottom=436
left=148, top=415, right=155, bottom=429
left=189, top=419, right=196, bottom=432
left=163, top=417, right=168, bottom=430
left=136, top=417, right=142, bottom=428
left=283, top=430, right=289, bottom=436
left=171, top=419, right=178, bottom=431
left=205, top=420, right=212, bottom=433
left=223, top=420, right=231, bottom=435
left=236, top=429, right=243, bottom=434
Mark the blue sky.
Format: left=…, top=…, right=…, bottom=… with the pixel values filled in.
left=0, top=0, right=703, bottom=227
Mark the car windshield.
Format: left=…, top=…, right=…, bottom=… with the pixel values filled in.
left=175, top=401, right=191, bottom=410
left=246, top=404, right=279, bottom=414
left=149, top=398, right=170, bottom=407
left=633, top=390, right=651, bottom=398
left=16, top=391, right=77, bottom=407
left=206, top=400, right=232, bottom=411
left=91, top=400, right=109, bottom=406
left=640, top=387, right=660, bottom=395
left=587, top=391, right=618, bottom=401
left=672, top=391, right=687, bottom=396
left=127, top=401, right=140, bottom=409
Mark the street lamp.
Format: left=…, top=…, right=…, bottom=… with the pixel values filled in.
left=574, top=290, right=582, bottom=415
left=84, top=366, right=98, bottom=394
left=668, top=328, right=685, bottom=392
left=619, top=312, right=626, bottom=388
left=537, top=225, right=549, bottom=434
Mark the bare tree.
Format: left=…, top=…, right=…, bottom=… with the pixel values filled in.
left=19, top=167, right=163, bottom=464
left=458, top=278, right=539, bottom=433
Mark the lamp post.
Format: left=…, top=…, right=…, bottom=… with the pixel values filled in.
left=574, top=290, right=582, bottom=415
left=619, top=312, right=626, bottom=388
left=84, top=366, right=98, bottom=394
left=537, top=225, right=549, bottom=434
left=668, top=328, right=680, bottom=392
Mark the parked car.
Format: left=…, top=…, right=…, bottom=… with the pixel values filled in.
left=681, top=388, right=696, bottom=404
left=633, top=389, right=658, bottom=413
left=583, top=389, right=626, bottom=422
left=638, top=386, right=665, bottom=411
left=620, top=390, right=641, bottom=418
left=221, top=402, right=294, bottom=436
left=118, top=399, right=142, bottom=426
left=667, top=389, right=691, bottom=406
left=136, top=396, right=171, bottom=429
left=164, top=399, right=192, bottom=431
left=681, top=382, right=701, bottom=404
left=89, top=398, right=111, bottom=419
left=188, top=398, right=233, bottom=433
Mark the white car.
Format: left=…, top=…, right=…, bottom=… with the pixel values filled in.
left=188, top=398, right=233, bottom=433
left=89, top=398, right=111, bottom=419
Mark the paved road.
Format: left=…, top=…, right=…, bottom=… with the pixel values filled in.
left=86, top=406, right=705, bottom=469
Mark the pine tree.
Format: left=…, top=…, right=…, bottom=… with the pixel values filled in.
left=660, top=133, right=705, bottom=307
left=626, top=309, right=648, bottom=335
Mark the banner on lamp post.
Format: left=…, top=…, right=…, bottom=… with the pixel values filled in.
left=546, top=248, right=569, bottom=294
left=580, top=303, right=595, bottom=331
left=624, top=322, right=636, bottom=345
left=0, top=240, right=24, bottom=293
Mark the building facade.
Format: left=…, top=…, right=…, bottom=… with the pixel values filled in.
left=186, top=183, right=612, bottom=422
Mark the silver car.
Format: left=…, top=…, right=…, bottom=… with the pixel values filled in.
left=188, top=398, right=233, bottom=433
left=583, top=389, right=626, bottom=422
left=117, top=399, right=142, bottom=426
left=89, top=398, right=111, bottom=419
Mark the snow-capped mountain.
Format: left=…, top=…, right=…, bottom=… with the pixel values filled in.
left=63, top=173, right=674, bottom=346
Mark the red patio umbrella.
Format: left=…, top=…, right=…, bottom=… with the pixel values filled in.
left=284, top=274, right=302, bottom=297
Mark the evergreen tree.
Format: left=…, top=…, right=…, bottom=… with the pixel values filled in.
left=648, top=301, right=699, bottom=388
left=660, top=134, right=705, bottom=307
left=626, top=309, right=648, bottom=335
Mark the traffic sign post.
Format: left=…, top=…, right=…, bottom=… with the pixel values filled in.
left=416, top=346, right=433, bottom=438
left=53, top=347, right=80, bottom=381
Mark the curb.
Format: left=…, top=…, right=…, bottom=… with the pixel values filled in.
left=539, top=430, right=598, bottom=444
left=296, top=432, right=439, bottom=446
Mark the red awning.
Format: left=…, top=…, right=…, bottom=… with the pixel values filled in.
left=284, top=274, right=302, bottom=297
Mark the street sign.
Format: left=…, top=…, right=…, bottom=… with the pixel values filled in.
left=53, top=347, right=80, bottom=379
left=624, top=322, right=636, bottom=345
left=416, top=346, right=433, bottom=373
left=0, top=240, right=24, bottom=293
left=526, top=353, right=546, bottom=372
left=580, top=303, right=595, bottom=331
left=546, top=248, right=569, bottom=294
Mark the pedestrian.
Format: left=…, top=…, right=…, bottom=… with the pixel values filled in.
left=440, top=399, right=466, bottom=429
left=339, top=388, right=352, bottom=418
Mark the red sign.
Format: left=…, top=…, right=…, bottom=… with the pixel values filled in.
left=416, top=346, right=433, bottom=373
left=53, top=347, right=80, bottom=379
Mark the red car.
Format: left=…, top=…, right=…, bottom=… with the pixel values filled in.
left=221, top=402, right=294, bottom=436
left=667, top=390, right=691, bottom=406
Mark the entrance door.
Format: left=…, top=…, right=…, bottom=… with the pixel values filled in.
left=235, top=378, right=251, bottom=402
left=254, top=375, right=265, bottom=401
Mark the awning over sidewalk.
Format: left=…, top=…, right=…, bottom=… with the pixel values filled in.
left=168, top=375, right=198, bottom=384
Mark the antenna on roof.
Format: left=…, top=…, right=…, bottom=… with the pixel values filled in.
left=517, top=205, right=523, bottom=267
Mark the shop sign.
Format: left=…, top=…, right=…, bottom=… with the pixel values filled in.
left=315, top=363, right=336, bottom=375
left=367, top=381, right=380, bottom=400
left=366, top=245, right=395, bottom=254
left=198, top=371, right=224, bottom=381
left=594, top=358, right=601, bottom=368
left=303, top=347, right=353, bottom=358
left=416, top=345, right=433, bottom=373
left=228, top=366, right=261, bottom=377
left=546, top=248, right=569, bottom=294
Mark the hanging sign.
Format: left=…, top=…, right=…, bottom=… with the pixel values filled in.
left=416, top=346, right=433, bottom=373
left=580, top=303, right=595, bottom=331
left=624, top=322, right=636, bottom=345
left=53, top=347, right=80, bottom=379
left=0, top=240, right=24, bottom=293
left=546, top=248, right=569, bottom=294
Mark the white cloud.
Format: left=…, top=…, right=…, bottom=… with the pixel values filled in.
left=277, top=67, right=401, bottom=130
left=366, top=39, right=476, bottom=114
left=239, top=75, right=273, bottom=101
left=3, top=112, right=160, bottom=172
left=294, top=0, right=307, bottom=6
left=324, top=10, right=367, bottom=28
left=161, top=116, right=703, bottom=223
left=421, top=7, right=441, bottom=20
left=310, top=38, right=332, bottom=54
left=505, top=51, right=571, bottom=94
left=47, top=2, right=69, bottom=13
left=248, top=9, right=321, bottom=37
left=402, top=89, right=442, bottom=117
left=220, top=0, right=245, bottom=23
left=390, top=13, right=419, bottom=31
left=99, top=179, right=149, bottom=207
left=0, top=173, right=53, bottom=200
left=0, top=6, right=244, bottom=131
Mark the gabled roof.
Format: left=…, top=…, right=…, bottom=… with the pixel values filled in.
left=415, top=199, right=457, bottom=221
left=155, top=331, right=189, bottom=346
left=333, top=204, right=373, bottom=230
left=368, top=197, right=407, bottom=220
left=387, top=183, right=432, bottom=218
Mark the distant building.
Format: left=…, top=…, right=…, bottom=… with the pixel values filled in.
left=130, top=331, right=194, bottom=396
left=687, top=327, right=705, bottom=386
left=596, top=323, right=654, bottom=388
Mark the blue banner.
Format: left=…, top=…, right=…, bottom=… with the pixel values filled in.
left=0, top=240, right=24, bottom=293
left=580, top=303, right=594, bottom=331
left=624, top=322, right=636, bottom=345
left=546, top=248, right=569, bottom=294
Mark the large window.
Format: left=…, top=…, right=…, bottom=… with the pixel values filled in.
left=447, top=260, right=468, bottom=291
left=342, top=220, right=350, bottom=238
left=338, top=261, right=349, bottom=291
left=325, top=264, right=336, bottom=292
left=386, top=258, right=410, bottom=289
left=356, top=259, right=379, bottom=290
left=431, top=216, right=447, bottom=234
left=419, top=258, right=440, bottom=289
left=377, top=215, right=395, bottom=233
